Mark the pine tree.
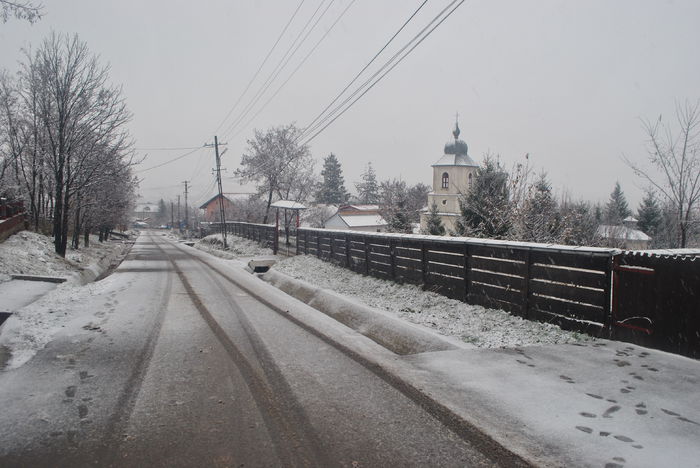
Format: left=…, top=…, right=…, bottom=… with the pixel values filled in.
left=604, top=182, right=631, bottom=224
left=558, top=200, right=600, bottom=246
left=315, top=153, right=349, bottom=204
left=355, top=162, right=379, bottom=204
left=458, top=157, right=512, bottom=239
left=426, top=203, right=445, bottom=236
left=636, top=190, right=662, bottom=237
left=519, top=173, right=560, bottom=242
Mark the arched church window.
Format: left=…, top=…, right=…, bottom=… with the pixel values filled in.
left=468, top=172, right=473, bottom=188
left=441, top=172, right=449, bottom=189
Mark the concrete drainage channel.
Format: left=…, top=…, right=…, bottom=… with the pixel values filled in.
left=255, top=265, right=468, bottom=356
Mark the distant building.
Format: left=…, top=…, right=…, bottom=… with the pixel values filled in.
left=199, top=194, right=237, bottom=222
left=419, top=120, right=478, bottom=234
left=597, top=216, right=651, bottom=250
left=134, top=203, right=160, bottom=223
left=325, top=204, right=388, bottom=232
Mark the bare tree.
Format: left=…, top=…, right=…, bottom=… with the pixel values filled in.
left=5, top=33, right=135, bottom=255
left=0, top=0, right=43, bottom=24
left=236, top=124, right=313, bottom=224
left=625, top=100, right=700, bottom=247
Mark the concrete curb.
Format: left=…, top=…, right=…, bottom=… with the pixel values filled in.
left=261, top=268, right=471, bottom=355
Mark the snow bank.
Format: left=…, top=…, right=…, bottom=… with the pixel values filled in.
left=273, top=255, right=592, bottom=348
left=0, top=230, right=125, bottom=284
left=0, top=230, right=130, bottom=368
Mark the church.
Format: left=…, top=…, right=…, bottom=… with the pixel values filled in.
left=419, top=120, right=479, bottom=234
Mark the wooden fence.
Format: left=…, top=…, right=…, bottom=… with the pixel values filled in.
left=0, top=212, right=27, bottom=242
left=612, top=252, right=700, bottom=358
left=224, top=222, right=699, bottom=358
left=296, top=227, right=614, bottom=335
left=206, top=221, right=277, bottom=250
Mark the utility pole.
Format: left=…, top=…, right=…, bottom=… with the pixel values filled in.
left=177, top=195, right=181, bottom=231
left=206, top=136, right=228, bottom=249
left=183, top=180, right=189, bottom=231
left=170, top=201, right=174, bottom=229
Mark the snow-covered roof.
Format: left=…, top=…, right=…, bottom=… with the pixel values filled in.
left=432, top=153, right=478, bottom=167
left=271, top=200, right=306, bottom=210
left=596, top=225, right=651, bottom=241
left=338, top=204, right=380, bottom=212
left=341, top=214, right=387, bottom=227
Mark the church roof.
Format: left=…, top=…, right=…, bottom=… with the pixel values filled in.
left=432, top=120, right=478, bottom=167
left=432, top=153, right=478, bottom=167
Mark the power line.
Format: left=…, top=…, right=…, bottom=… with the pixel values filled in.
left=300, top=0, right=465, bottom=145
left=299, top=0, right=460, bottom=142
left=231, top=0, right=357, bottom=139
left=136, top=147, right=204, bottom=173
left=298, top=0, right=428, bottom=142
left=134, top=146, right=202, bottom=151
left=213, top=0, right=307, bottom=135
left=221, top=0, right=333, bottom=139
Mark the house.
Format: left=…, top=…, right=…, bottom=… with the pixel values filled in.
left=597, top=217, right=652, bottom=250
left=324, top=204, right=388, bottom=232
left=199, top=194, right=237, bottom=222
left=419, top=120, right=478, bottom=234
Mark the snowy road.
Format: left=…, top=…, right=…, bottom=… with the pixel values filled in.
left=0, top=232, right=517, bottom=467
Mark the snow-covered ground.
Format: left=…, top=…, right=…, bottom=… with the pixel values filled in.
left=273, top=255, right=592, bottom=348
left=0, top=230, right=121, bottom=283
left=0, top=230, right=129, bottom=368
left=194, top=233, right=273, bottom=259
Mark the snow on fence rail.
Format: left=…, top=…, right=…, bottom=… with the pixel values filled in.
left=221, top=222, right=700, bottom=358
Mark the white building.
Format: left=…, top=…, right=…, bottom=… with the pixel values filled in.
left=419, top=121, right=479, bottom=233
left=324, top=204, right=388, bottom=232
left=597, top=216, right=652, bottom=250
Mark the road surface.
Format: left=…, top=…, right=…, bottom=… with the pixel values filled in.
left=0, top=232, right=517, bottom=467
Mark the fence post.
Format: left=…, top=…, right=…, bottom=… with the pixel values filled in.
left=421, top=241, right=428, bottom=287
left=606, top=254, right=618, bottom=338
left=296, top=229, right=301, bottom=255
left=464, top=243, right=470, bottom=301
left=345, top=234, right=351, bottom=268
left=522, top=250, right=532, bottom=319
left=364, top=236, right=370, bottom=275
left=389, top=238, right=396, bottom=279
left=305, top=230, right=309, bottom=255
left=329, top=233, right=334, bottom=262
left=316, top=232, right=321, bottom=258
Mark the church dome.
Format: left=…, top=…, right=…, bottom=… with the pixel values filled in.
left=432, top=119, right=478, bottom=167
left=444, top=139, right=468, bottom=155
left=443, top=121, right=468, bottom=155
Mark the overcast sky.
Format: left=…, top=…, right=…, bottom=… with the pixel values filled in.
left=2, top=0, right=698, bottom=209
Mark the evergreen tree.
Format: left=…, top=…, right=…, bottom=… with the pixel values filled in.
left=604, top=182, right=631, bottom=224
left=315, top=153, right=349, bottom=204
left=425, top=203, right=445, bottom=236
left=518, top=173, right=560, bottom=242
left=355, top=162, right=379, bottom=204
left=636, top=190, right=662, bottom=238
left=379, top=179, right=413, bottom=233
left=457, top=156, right=512, bottom=239
left=558, top=200, right=600, bottom=246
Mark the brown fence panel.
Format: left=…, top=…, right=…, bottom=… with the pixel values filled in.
left=613, top=253, right=700, bottom=358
